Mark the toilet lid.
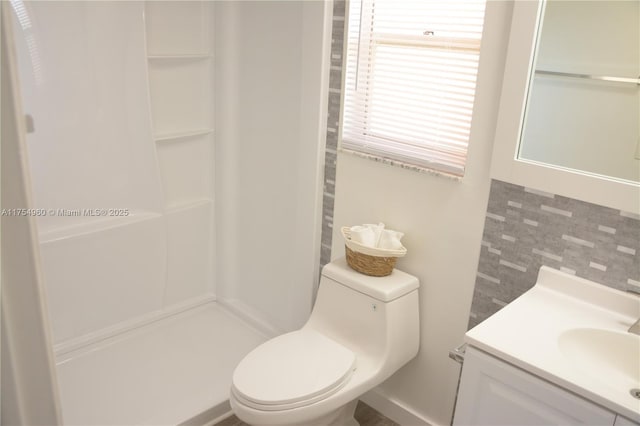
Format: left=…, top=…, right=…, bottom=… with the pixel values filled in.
left=232, top=329, right=356, bottom=407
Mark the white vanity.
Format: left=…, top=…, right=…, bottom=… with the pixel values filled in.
left=454, top=0, right=640, bottom=422
left=453, top=267, right=640, bottom=425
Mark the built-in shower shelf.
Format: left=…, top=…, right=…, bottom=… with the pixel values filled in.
left=147, top=54, right=211, bottom=61
left=154, top=128, right=213, bottom=143
left=39, top=211, right=163, bottom=244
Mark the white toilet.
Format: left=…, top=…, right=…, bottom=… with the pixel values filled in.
left=230, top=257, right=420, bottom=425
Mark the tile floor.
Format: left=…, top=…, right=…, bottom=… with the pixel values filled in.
left=216, top=401, right=399, bottom=426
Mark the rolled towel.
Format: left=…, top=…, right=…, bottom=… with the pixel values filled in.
left=378, top=229, right=404, bottom=250
left=349, top=225, right=376, bottom=247
left=363, top=223, right=385, bottom=247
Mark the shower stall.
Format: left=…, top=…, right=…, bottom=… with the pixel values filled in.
left=2, top=1, right=331, bottom=424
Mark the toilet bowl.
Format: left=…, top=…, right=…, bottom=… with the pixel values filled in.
left=230, top=257, right=420, bottom=425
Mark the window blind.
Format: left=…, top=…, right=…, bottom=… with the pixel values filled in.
left=341, top=0, right=487, bottom=176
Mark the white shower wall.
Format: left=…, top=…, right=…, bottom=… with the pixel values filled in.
left=7, top=1, right=329, bottom=423
left=11, top=0, right=328, bottom=346
left=214, top=0, right=329, bottom=335
left=11, top=1, right=215, bottom=347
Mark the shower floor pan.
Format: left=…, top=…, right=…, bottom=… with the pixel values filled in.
left=54, top=302, right=267, bottom=425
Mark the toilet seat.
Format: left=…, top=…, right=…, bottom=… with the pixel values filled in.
left=231, top=329, right=356, bottom=411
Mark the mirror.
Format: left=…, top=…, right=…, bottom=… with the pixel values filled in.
left=519, top=0, right=639, bottom=183
left=491, top=1, right=640, bottom=214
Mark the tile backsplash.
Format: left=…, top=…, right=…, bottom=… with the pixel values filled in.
left=468, top=179, right=640, bottom=329
left=320, top=0, right=345, bottom=269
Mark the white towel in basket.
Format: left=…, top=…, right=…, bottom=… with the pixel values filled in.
left=349, top=225, right=376, bottom=247
left=350, top=223, right=403, bottom=250
left=379, top=229, right=404, bottom=250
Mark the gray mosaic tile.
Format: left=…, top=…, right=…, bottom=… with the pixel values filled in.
left=332, top=0, right=345, bottom=17
left=326, top=131, right=338, bottom=151
left=331, top=54, right=343, bottom=69
left=319, top=4, right=346, bottom=269
left=468, top=179, right=640, bottom=329
left=321, top=243, right=331, bottom=265
left=469, top=288, right=499, bottom=328
left=321, top=220, right=333, bottom=248
left=331, top=22, right=344, bottom=41
left=329, top=68, right=343, bottom=90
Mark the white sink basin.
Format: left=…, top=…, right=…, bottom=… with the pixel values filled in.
left=558, top=328, right=640, bottom=389
left=465, top=266, right=640, bottom=422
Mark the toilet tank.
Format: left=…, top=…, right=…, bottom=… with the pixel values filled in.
left=304, top=258, right=420, bottom=372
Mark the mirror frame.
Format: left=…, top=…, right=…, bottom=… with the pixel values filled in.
left=490, top=0, right=640, bottom=214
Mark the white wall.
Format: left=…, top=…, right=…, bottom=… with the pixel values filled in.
left=329, top=2, right=514, bottom=425
left=214, top=1, right=329, bottom=334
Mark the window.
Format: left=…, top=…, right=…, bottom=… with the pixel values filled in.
left=341, top=0, right=487, bottom=177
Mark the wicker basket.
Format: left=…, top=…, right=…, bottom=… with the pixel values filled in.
left=342, top=227, right=407, bottom=277
left=345, top=245, right=397, bottom=276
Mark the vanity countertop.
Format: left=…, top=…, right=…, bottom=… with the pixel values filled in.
left=465, top=266, right=640, bottom=422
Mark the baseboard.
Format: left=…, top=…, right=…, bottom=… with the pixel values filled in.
left=179, top=400, right=232, bottom=426
left=217, top=298, right=282, bottom=338
left=54, top=294, right=217, bottom=357
left=361, top=388, right=437, bottom=426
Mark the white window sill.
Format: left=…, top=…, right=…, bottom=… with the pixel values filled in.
left=338, top=147, right=463, bottom=182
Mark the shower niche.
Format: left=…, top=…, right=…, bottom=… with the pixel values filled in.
left=145, top=1, right=215, bottom=309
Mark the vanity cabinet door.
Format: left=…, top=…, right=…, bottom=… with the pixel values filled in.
left=453, top=347, right=616, bottom=426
